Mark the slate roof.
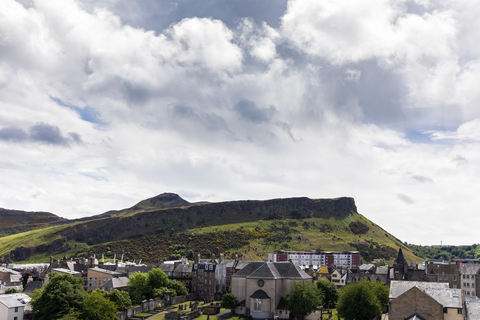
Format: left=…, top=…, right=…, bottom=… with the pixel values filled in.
left=174, top=264, right=193, bottom=273
left=100, top=277, right=129, bottom=289
left=394, top=248, right=406, bottom=264
left=250, top=289, right=271, bottom=299
left=405, top=313, right=427, bottom=320
left=52, top=268, right=81, bottom=275
left=375, top=267, right=389, bottom=275
left=420, top=287, right=462, bottom=308
left=23, top=281, right=43, bottom=293
left=389, top=281, right=449, bottom=299
left=461, top=263, right=480, bottom=275
left=128, top=266, right=153, bottom=274
left=159, top=264, right=175, bottom=273
left=235, top=261, right=252, bottom=271
left=0, top=297, right=25, bottom=309
left=466, top=299, right=480, bottom=320
left=88, top=267, right=122, bottom=276
left=232, top=262, right=311, bottom=280
left=220, top=259, right=236, bottom=268
left=0, top=267, right=21, bottom=275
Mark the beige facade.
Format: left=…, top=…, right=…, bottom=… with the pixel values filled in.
left=232, top=261, right=312, bottom=319
left=87, top=268, right=121, bottom=290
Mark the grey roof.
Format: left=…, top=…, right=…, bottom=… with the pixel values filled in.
left=100, top=277, right=129, bottom=289
left=233, top=262, right=311, bottom=280
left=421, top=287, right=462, bottom=308
left=174, top=264, right=193, bottom=273
left=159, top=264, right=175, bottom=272
left=128, top=266, right=153, bottom=274
left=389, top=281, right=448, bottom=299
left=466, top=299, right=480, bottom=320
left=0, top=267, right=21, bottom=275
left=359, top=264, right=375, bottom=271
left=375, top=267, right=389, bottom=275
left=235, top=261, right=252, bottom=271
left=395, top=248, right=406, bottom=264
left=23, top=281, right=43, bottom=293
left=405, top=313, right=426, bottom=320
left=250, top=289, right=271, bottom=299
left=0, top=296, right=26, bottom=308
left=460, top=263, right=480, bottom=275
left=88, top=267, right=122, bottom=276
left=221, top=259, right=236, bottom=268
left=4, top=274, right=22, bottom=282
left=52, top=268, right=81, bottom=275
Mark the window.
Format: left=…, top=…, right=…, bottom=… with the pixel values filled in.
left=453, top=284, right=457, bottom=288
left=453, top=276, right=457, bottom=281
left=467, top=275, right=470, bottom=279
left=443, top=307, right=448, bottom=313
left=473, top=283, right=475, bottom=288
left=254, top=299, right=262, bottom=312
left=14, top=317, right=17, bottom=320
left=463, top=275, right=466, bottom=279
left=14, top=307, right=18, bottom=312
left=458, top=308, right=462, bottom=314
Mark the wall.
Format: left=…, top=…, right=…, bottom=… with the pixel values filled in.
left=389, top=287, right=443, bottom=320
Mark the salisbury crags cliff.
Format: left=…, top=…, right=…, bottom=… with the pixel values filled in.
left=56, top=195, right=357, bottom=244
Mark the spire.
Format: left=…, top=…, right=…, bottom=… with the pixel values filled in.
left=395, top=248, right=406, bottom=264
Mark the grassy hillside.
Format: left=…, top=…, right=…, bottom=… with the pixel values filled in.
left=0, top=194, right=424, bottom=265
left=0, top=208, right=66, bottom=237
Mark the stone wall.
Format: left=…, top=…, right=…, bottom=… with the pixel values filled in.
left=389, top=286, right=443, bottom=320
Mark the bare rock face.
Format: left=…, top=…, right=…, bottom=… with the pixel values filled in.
left=0, top=209, right=66, bottom=236
left=58, top=196, right=358, bottom=244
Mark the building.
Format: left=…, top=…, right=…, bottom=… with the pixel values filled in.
left=0, top=294, right=29, bottom=320
left=0, top=268, right=22, bottom=286
left=267, top=250, right=360, bottom=268
left=459, top=261, right=480, bottom=299
left=99, top=277, right=129, bottom=292
left=231, top=261, right=312, bottom=319
left=425, top=260, right=461, bottom=289
left=191, top=263, right=226, bottom=301
left=172, top=263, right=193, bottom=293
left=50, top=268, right=82, bottom=278
left=389, top=281, right=464, bottom=320
left=87, top=267, right=122, bottom=290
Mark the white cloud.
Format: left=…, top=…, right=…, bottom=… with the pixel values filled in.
left=0, top=0, right=480, bottom=246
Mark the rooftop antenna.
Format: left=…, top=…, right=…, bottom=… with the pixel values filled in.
left=114, top=254, right=116, bottom=264
left=121, top=254, right=124, bottom=263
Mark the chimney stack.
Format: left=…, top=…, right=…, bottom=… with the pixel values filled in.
left=197, top=253, right=201, bottom=263
left=50, top=256, right=54, bottom=265
left=211, top=253, right=216, bottom=264
left=219, top=253, right=224, bottom=264
left=235, top=254, right=238, bottom=262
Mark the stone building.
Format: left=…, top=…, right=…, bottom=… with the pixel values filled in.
left=191, top=263, right=226, bottom=301
left=389, top=281, right=463, bottom=320
left=231, top=261, right=312, bottom=319
left=425, top=261, right=461, bottom=289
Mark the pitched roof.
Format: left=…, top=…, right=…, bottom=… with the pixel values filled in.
left=88, top=267, right=122, bottom=276
left=395, top=248, right=406, bottom=264
left=159, top=264, right=175, bottom=272
left=250, top=289, right=271, bottom=299
left=23, top=281, right=43, bottom=293
left=421, top=287, right=462, bottom=308
left=128, top=266, right=153, bottom=274
left=405, top=313, right=427, bottom=320
left=375, top=267, right=389, bottom=275
left=100, top=277, right=129, bottom=289
left=174, top=264, right=193, bottom=273
left=232, top=262, right=311, bottom=280
left=0, top=267, right=21, bottom=275
left=52, top=268, right=81, bottom=275
left=0, top=296, right=26, bottom=308
left=389, top=281, right=448, bottom=299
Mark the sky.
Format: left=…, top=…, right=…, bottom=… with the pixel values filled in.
left=1, top=0, right=480, bottom=246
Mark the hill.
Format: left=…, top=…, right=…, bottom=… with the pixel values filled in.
left=0, top=208, right=66, bottom=237
left=0, top=194, right=424, bottom=264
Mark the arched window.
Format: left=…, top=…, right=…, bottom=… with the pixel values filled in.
left=254, top=299, right=262, bottom=312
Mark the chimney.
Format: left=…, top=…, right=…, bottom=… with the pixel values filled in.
left=44, top=274, right=49, bottom=285
left=27, top=276, right=33, bottom=284
left=197, top=253, right=201, bottom=263
left=219, top=253, right=224, bottom=264
left=235, top=254, right=239, bottom=262
left=211, top=253, right=216, bottom=264
left=50, top=256, right=54, bottom=265
left=98, top=261, right=104, bottom=269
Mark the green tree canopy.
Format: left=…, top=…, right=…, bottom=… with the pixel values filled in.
left=316, top=279, right=339, bottom=309
left=148, top=268, right=169, bottom=289
left=221, top=293, right=239, bottom=312
left=167, top=280, right=188, bottom=297
left=336, top=282, right=383, bottom=320
left=283, top=281, right=323, bottom=319
left=82, top=290, right=117, bottom=320
left=31, top=274, right=86, bottom=320
left=153, top=287, right=170, bottom=299
left=127, top=272, right=151, bottom=304
left=106, top=289, right=132, bottom=311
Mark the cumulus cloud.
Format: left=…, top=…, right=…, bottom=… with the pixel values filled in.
left=0, top=123, right=82, bottom=146
left=1, top=0, right=480, bottom=245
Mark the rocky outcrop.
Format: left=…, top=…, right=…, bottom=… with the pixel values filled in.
left=0, top=208, right=66, bottom=237
left=57, top=196, right=357, bottom=244
left=9, top=238, right=68, bottom=261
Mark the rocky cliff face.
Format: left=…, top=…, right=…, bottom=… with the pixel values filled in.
left=0, top=208, right=66, bottom=236
left=57, top=196, right=357, bottom=243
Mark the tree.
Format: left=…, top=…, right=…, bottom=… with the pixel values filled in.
left=336, top=282, right=382, bottom=320
left=82, top=290, right=117, bottom=320
left=127, top=272, right=151, bottom=304
left=5, top=288, right=21, bottom=294
left=370, top=282, right=389, bottom=309
left=148, top=268, right=169, bottom=289
left=283, top=281, right=322, bottom=319
left=316, top=279, right=339, bottom=309
left=221, top=293, right=239, bottom=312
left=108, top=289, right=132, bottom=311
left=153, top=287, right=170, bottom=299
left=167, top=280, right=188, bottom=296
left=31, top=274, right=86, bottom=320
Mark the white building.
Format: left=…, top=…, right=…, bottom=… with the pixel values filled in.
left=267, top=250, right=360, bottom=268
left=0, top=294, right=30, bottom=320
